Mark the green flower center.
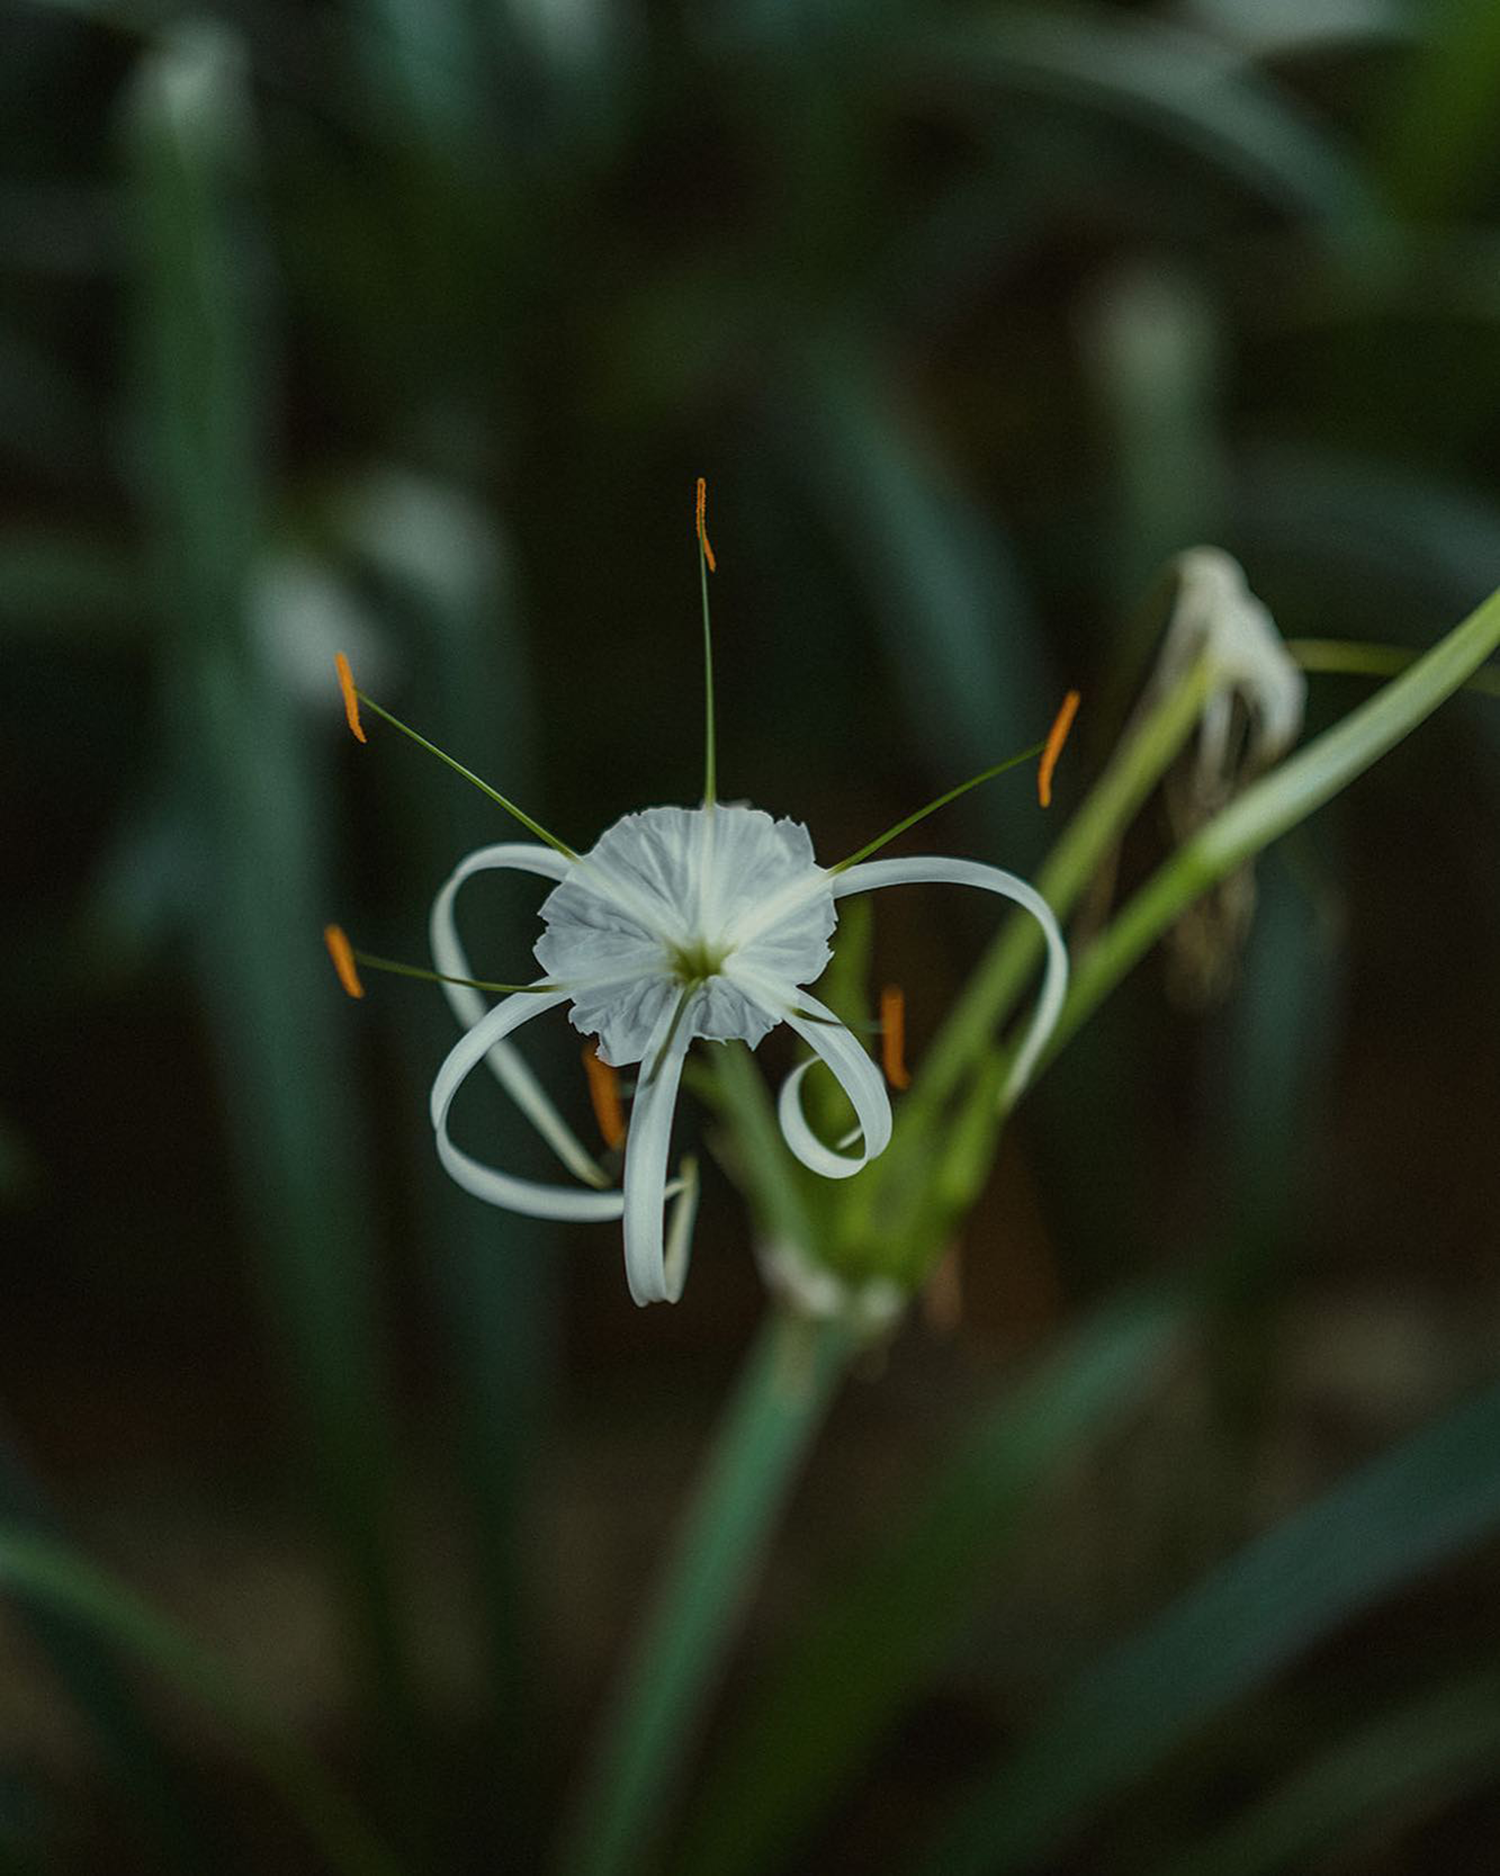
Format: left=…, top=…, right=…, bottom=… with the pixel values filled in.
left=669, top=938, right=727, bottom=984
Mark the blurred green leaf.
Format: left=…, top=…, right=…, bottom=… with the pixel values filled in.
left=0, top=532, right=143, bottom=635
left=347, top=0, right=489, bottom=156
left=124, top=23, right=424, bottom=1852
left=912, top=9, right=1380, bottom=234
left=671, top=1290, right=1187, bottom=1876
left=1184, top=0, right=1410, bottom=59
left=1081, top=264, right=1229, bottom=608
left=1239, top=445, right=1500, bottom=617
left=0, top=1527, right=405, bottom=1876
left=913, top=1375, right=1500, bottom=1875
left=1377, top=1, right=1500, bottom=219
left=0, top=326, right=103, bottom=483
left=1151, top=1667, right=1500, bottom=1876
left=334, top=466, right=558, bottom=1847
left=787, top=341, right=1050, bottom=844
left=0, top=1438, right=207, bottom=1867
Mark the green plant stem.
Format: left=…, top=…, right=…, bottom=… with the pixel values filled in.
left=557, top=1309, right=855, bottom=1876
left=1289, top=635, right=1500, bottom=697
left=0, top=1532, right=404, bottom=1876
left=912, top=654, right=1212, bottom=1114
left=1053, top=583, right=1500, bottom=1054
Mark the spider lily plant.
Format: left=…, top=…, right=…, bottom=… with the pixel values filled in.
left=328, top=483, right=1071, bottom=1305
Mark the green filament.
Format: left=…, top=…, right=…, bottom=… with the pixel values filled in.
left=355, top=691, right=578, bottom=860
left=353, top=949, right=555, bottom=997
left=698, top=482, right=717, bottom=807
left=830, top=739, right=1046, bottom=873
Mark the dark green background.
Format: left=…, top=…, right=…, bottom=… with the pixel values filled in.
left=3, top=2, right=1498, bottom=1870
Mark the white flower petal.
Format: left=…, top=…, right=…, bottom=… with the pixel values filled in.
left=535, top=804, right=835, bottom=1065
left=432, top=984, right=627, bottom=1223
left=621, top=996, right=697, bottom=1305
left=431, top=842, right=607, bottom=1186
left=737, top=977, right=892, bottom=1180
left=832, top=857, right=1069, bottom=1103
left=565, top=974, right=679, bottom=1068
left=662, top=1155, right=700, bottom=1304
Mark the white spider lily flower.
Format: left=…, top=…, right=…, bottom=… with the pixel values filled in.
left=333, top=483, right=1074, bottom=1309
left=427, top=806, right=1068, bottom=1306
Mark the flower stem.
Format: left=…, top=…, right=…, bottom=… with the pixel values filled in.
left=1289, top=635, right=1500, bottom=697
left=911, top=654, right=1213, bottom=1115
left=557, top=1308, right=854, bottom=1876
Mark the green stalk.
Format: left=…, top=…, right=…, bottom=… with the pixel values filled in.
left=557, top=1310, right=855, bottom=1876
left=911, top=654, right=1212, bottom=1114
left=1289, top=636, right=1500, bottom=698
left=1054, top=583, right=1500, bottom=1053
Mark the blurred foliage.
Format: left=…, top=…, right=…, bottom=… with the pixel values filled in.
left=3, top=0, right=1500, bottom=1872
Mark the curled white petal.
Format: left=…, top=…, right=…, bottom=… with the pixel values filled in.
left=621, top=997, right=697, bottom=1305
left=662, top=1156, right=700, bottom=1305
left=432, top=985, right=626, bottom=1223
left=430, top=842, right=607, bottom=1186
left=832, top=857, right=1069, bottom=1104
left=732, top=972, right=893, bottom=1179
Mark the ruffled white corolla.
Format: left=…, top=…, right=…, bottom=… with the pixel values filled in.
left=428, top=802, right=1068, bottom=1307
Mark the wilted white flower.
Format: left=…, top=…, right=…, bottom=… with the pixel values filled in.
left=1150, top=547, right=1306, bottom=999
left=1156, top=547, right=1306, bottom=812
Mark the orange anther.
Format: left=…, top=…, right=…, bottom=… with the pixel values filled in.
left=335, top=652, right=366, bottom=743
left=1038, top=689, right=1080, bottom=808
left=880, top=984, right=911, bottom=1091
left=323, top=924, right=365, bottom=999
left=695, top=476, right=717, bottom=574
left=583, top=1041, right=626, bottom=1150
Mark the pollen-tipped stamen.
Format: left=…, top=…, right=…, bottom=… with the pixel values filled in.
left=324, top=924, right=365, bottom=998
left=333, top=655, right=577, bottom=860
left=335, top=653, right=366, bottom=743
left=880, top=984, right=911, bottom=1091
left=325, top=930, right=554, bottom=999
left=582, top=1042, right=627, bottom=1150
left=1038, top=690, right=1081, bottom=808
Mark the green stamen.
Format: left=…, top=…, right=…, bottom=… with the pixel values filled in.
left=355, top=691, right=578, bottom=860
left=696, top=476, right=717, bottom=806
left=353, top=949, right=556, bottom=997
left=829, top=740, right=1046, bottom=873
